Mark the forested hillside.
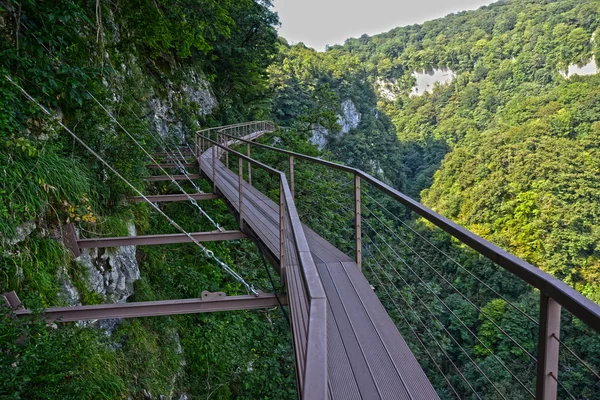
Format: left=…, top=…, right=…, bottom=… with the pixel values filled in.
left=269, top=0, right=600, bottom=301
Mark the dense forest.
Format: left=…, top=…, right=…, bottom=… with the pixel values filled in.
left=268, top=0, right=600, bottom=301
left=1, top=0, right=600, bottom=398
left=265, top=0, right=600, bottom=398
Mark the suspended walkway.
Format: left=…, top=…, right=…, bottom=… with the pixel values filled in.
left=197, top=125, right=438, bottom=399
left=5, top=118, right=600, bottom=400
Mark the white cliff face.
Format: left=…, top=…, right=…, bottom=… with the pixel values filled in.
left=376, top=78, right=399, bottom=101
left=310, top=99, right=361, bottom=149
left=337, top=99, right=361, bottom=134
left=410, top=68, right=455, bottom=96
left=310, top=124, right=328, bottom=150
left=76, top=221, right=140, bottom=304
left=148, top=70, right=217, bottom=139
left=560, top=59, right=598, bottom=78
left=561, top=33, right=598, bottom=78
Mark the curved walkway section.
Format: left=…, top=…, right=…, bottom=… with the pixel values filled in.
left=199, top=146, right=439, bottom=400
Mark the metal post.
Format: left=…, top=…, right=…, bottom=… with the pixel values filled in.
left=225, top=134, right=229, bottom=169
left=247, top=143, right=252, bottom=186
left=354, top=174, right=362, bottom=270
left=280, top=179, right=286, bottom=273
left=536, top=294, right=561, bottom=400
left=238, top=157, right=244, bottom=231
left=289, top=155, right=295, bottom=199
left=212, top=145, right=216, bottom=193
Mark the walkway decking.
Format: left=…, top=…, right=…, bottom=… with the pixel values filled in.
left=199, top=149, right=439, bottom=399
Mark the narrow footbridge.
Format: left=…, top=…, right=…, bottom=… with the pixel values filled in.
left=5, top=121, right=600, bottom=400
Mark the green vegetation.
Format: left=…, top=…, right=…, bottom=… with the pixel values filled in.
left=269, top=0, right=600, bottom=301
left=2, top=0, right=600, bottom=398
left=1, top=0, right=291, bottom=398
left=265, top=1, right=600, bottom=397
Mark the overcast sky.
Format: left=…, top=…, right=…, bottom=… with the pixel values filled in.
left=272, top=0, right=497, bottom=51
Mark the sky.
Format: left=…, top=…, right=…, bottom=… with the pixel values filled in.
left=272, top=0, right=497, bottom=51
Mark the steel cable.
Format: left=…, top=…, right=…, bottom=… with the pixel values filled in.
left=363, top=192, right=538, bottom=325
left=13, top=21, right=223, bottom=232
left=363, top=251, right=468, bottom=399
left=86, top=93, right=223, bottom=231
left=364, top=232, right=532, bottom=399
left=364, top=234, right=510, bottom=399
left=363, top=206, right=538, bottom=362
left=6, top=75, right=258, bottom=296
left=551, top=333, right=600, bottom=381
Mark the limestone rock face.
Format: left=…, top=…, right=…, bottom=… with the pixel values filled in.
left=310, top=124, right=329, bottom=150
left=310, top=99, right=361, bottom=149
left=337, top=99, right=361, bottom=134
left=148, top=70, right=217, bottom=140
left=76, top=221, right=140, bottom=304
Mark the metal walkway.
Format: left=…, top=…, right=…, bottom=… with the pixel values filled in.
left=199, top=139, right=439, bottom=399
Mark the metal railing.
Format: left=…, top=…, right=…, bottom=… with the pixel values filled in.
left=195, top=123, right=327, bottom=400
left=218, top=128, right=600, bottom=400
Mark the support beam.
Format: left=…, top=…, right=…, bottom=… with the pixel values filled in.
left=128, top=193, right=219, bottom=203
left=153, top=151, right=194, bottom=157
left=537, top=295, right=561, bottom=400
left=63, top=223, right=81, bottom=257
left=6, top=291, right=287, bottom=322
left=144, top=175, right=201, bottom=181
left=354, top=174, right=362, bottom=270
left=77, top=230, right=246, bottom=249
left=147, top=163, right=195, bottom=169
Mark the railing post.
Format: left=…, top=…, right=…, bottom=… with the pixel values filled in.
left=354, top=174, right=362, bottom=270
left=247, top=143, right=252, bottom=186
left=238, top=157, right=244, bottom=231
left=536, top=294, right=561, bottom=400
left=280, top=179, right=286, bottom=274
left=225, top=134, right=229, bottom=169
left=212, top=144, right=216, bottom=193
left=289, top=155, right=295, bottom=199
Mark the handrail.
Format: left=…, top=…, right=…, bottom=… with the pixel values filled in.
left=197, top=127, right=327, bottom=399
left=218, top=127, right=600, bottom=400
left=218, top=130, right=600, bottom=333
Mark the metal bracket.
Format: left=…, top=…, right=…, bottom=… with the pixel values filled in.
left=62, top=223, right=81, bottom=258
left=3, top=291, right=24, bottom=310
left=201, top=290, right=227, bottom=301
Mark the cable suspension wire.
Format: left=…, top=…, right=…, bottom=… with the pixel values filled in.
left=363, top=191, right=539, bottom=326
left=363, top=220, right=536, bottom=397
left=6, top=75, right=258, bottom=296
left=121, top=102, right=211, bottom=199
left=551, top=333, right=600, bottom=381
left=14, top=21, right=222, bottom=231
left=86, top=92, right=223, bottom=231
left=363, top=206, right=538, bottom=362
left=363, top=252, right=467, bottom=399
left=364, top=232, right=534, bottom=399
left=364, top=235, right=510, bottom=399
left=549, top=372, right=577, bottom=400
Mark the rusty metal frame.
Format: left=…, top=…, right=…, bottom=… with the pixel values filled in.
left=144, top=174, right=201, bottom=181
left=4, top=290, right=287, bottom=322
left=354, top=174, right=362, bottom=270
left=128, top=193, right=218, bottom=203
left=77, top=230, right=246, bottom=249
left=153, top=150, right=194, bottom=157
left=146, top=163, right=195, bottom=169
